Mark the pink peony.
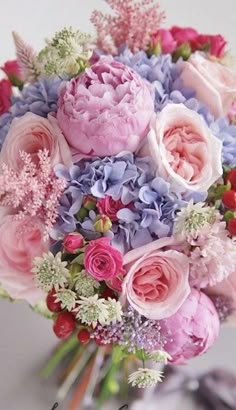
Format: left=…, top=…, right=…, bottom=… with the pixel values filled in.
left=1, top=60, right=24, bottom=83
left=150, top=29, right=177, bottom=54
left=84, top=237, right=123, bottom=281
left=206, top=273, right=236, bottom=325
left=0, top=112, right=72, bottom=170
left=63, top=233, right=85, bottom=253
left=170, top=26, right=198, bottom=46
left=141, top=103, right=222, bottom=193
left=57, top=57, right=154, bottom=160
left=177, top=52, right=236, bottom=117
left=0, top=215, right=49, bottom=304
left=97, top=196, right=130, bottom=222
left=160, top=289, right=220, bottom=364
left=0, top=79, right=12, bottom=115
left=122, top=236, right=190, bottom=320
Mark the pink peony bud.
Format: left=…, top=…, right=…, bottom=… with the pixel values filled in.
left=63, top=233, right=85, bottom=253
left=160, top=289, right=220, bottom=364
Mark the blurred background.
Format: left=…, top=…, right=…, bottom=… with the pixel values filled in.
left=1, top=0, right=236, bottom=409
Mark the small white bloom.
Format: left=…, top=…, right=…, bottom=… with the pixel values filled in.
left=105, top=297, right=123, bottom=324
left=74, top=270, right=99, bottom=298
left=174, top=201, right=217, bottom=238
left=75, top=294, right=109, bottom=327
left=148, top=350, right=172, bottom=364
left=128, top=368, right=164, bottom=388
left=55, top=289, right=77, bottom=311
left=32, top=252, right=69, bottom=291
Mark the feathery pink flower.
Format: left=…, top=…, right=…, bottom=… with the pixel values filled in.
left=91, top=0, right=165, bottom=54
left=0, top=150, right=66, bottom=234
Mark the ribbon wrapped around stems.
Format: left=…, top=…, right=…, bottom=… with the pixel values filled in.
left=131, top=366, right=236, bottom=410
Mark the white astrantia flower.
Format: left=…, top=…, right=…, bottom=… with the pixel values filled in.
left=105, top=297, right=123, bottom=324
left=32, top=252, right=69, bottom=292
left=128, top=368, right=164, bottom=388
left=55, top=289, right=77, bottom=311
left=148, top=350, right=172, bottom=364
left=75, top=295, right=109, bottom=327
left=174, top=200, right=217, bottom=239
left=37, top=27, right=93, bottom=77
left=74, top=270, right=100, bottom=298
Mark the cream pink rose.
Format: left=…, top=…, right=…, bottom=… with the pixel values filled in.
left=0, top=112, right=72, bottom=170
left=177, top=52, right=236, bottom=117
left=0, top=215, right=49, bottom=304
left=143, top=104, right=222, bottom=193
left=122, top=236, right=190, bottom=320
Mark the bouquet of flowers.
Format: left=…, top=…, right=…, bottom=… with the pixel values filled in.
left=1, top=0, right=236, bottom=407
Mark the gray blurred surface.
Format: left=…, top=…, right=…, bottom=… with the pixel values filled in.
left=1, top=0, right=236, bottom=409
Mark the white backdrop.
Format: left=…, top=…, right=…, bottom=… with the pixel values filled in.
left=1, top=1, right=236, bottom=409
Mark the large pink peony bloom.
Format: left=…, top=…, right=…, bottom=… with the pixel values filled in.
left=0, top=214, right=49, bottom=304
left=177, top=52, right=236, bottom=117
left=0, top=112, right=72, bottom=171
left=122, top=236, right=190, bottom=320
left=57, top=57, right=154, bottom=159
left=141, top=103, right=222, bottom=193
left=161, top=289, right=220, bottom=364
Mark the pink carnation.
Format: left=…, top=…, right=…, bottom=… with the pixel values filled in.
left=57, top=57, right=154, bottom=160
left=160, top=289, right=220, bottom=364
left=0, top=215, right=49, bottom=304
left=84, top=237, right=123, bottom=281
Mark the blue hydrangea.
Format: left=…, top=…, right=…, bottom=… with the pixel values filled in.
left=52, top=153, right=190, bottom=253
left=0, top=77, right=62, bottom=147
left=210, top=118, right=236, bottom=167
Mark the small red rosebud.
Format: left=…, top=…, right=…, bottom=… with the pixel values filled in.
left=226, top=169, right=236, bottom=191
left=222, top=190, right=236, bottom=210
left=77, top=328, right=91, bottom=344
left=46, top=289, right=62, bottom=313
left=63, top=232, right=85, bottom=254
left=228, top=217, right=236, bottom=236
left=53, top=312, right=76, bottom=339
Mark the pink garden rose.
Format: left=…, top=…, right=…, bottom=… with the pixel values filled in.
left=0, top=79, right=12, bottom=115
left=57, top=57, right=154, bottom=159
left=178, top=52, right=236, bottom=117
left=84, top=237, right=123, bottom=281
left=142, top=103, right=222, bottom=193
left=122, top=236, right=190, bottom=320
left=0, top=112, right=72, bottom=170
left=63, top=233, right=85, bottom=254
left=150, top=29, right=177, bottom=54
left=160, top=289, right=220, bottom=364
left=0, top=215, right=49, bottom=304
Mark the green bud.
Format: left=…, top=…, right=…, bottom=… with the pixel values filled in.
left=76, top=207, right=88, bottom=220
left=148, top=39, right=161, bottom=57
left=94, top=215, right=112, bottom=233
left=107, top=379, right=119, bottom=394
left=173, top=42, right=192, bottom=62
left=224, top=210, right=236, bottom=222
left=83, top=195, right=97, bottom=211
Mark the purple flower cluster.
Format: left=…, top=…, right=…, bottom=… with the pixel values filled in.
left=53, top=153, right=185, bottom=253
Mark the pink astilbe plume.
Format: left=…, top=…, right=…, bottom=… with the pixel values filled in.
left=12, top=31, right=41, bottom=82
left=0, top=150, right=67, bottom=234
left=91, top=0, right=165, bottom=54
